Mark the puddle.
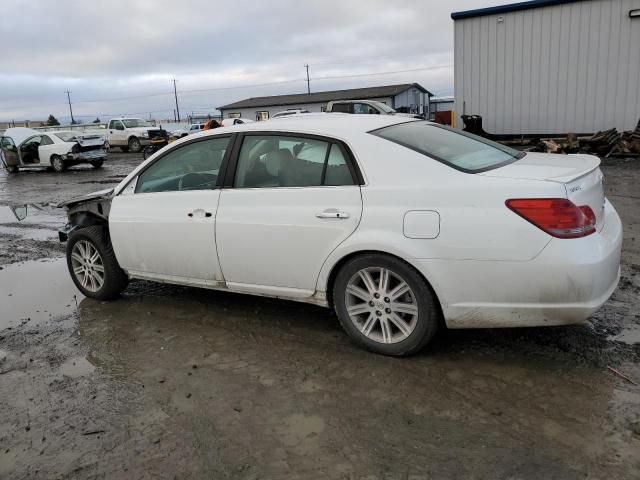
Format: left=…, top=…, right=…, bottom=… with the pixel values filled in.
left=608, top=325, right=640, bottom=345
left=0, top=225, right=58, bottom=241
left=60, top=356, right=95, bottom=377
left=0, top=258, right=83, bottom=331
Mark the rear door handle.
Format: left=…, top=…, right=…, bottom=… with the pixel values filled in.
left=316, top=208, right=350, bottom=219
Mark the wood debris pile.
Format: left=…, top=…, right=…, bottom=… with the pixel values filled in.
left=526, top=120, right=640, bottom=157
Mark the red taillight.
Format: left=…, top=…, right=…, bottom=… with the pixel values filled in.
left=506, top=198, right=596, bottom=238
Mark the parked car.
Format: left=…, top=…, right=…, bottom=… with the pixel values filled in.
left=221, top=118, right=254, bottom=126
left=58, top=115, right=621, bottom=356
left=1, top=127, right=106, bottom=173
left=326, top=99, right=423, bottom=118
left=272, top=109, right=312, bottom=119
left=106, top=118, right=162, bottom=153
left=172, top=124, right=204, bottom=138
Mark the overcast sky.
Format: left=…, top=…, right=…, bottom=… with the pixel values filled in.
left=0, top=0, right=497, bottom=123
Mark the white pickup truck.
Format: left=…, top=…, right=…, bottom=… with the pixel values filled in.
left=106, top=118, right=162, bottom=153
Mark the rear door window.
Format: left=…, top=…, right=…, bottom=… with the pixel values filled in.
left=233, top=135, right=356, bottom=188
left=330, top=103, right=351, bottom=113
left=371, top=121, right=524, bottom=173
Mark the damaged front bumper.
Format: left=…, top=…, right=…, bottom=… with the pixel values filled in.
left=58, top=223, right=79, bottom=242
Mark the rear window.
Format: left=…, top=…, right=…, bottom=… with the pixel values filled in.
left=371, top=121, right=525, bottom=173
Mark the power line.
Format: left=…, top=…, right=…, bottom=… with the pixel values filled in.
left=0, top=64, right=453, bottom=116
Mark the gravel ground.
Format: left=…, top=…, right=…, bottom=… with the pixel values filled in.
left=0, top=151, right=638, bottom=479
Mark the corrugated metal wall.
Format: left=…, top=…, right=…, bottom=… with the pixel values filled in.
left=454, top=0, right=640, bottom=134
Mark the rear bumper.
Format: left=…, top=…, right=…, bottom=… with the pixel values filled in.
left=410, top=199, right=623, bottom=328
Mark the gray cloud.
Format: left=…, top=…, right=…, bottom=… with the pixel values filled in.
left=0, top=0, right=493, bottom=122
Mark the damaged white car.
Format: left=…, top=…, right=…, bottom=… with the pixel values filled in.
left=58, top=115, right=622, bottom=356
left=0, top=127, right=107, bottom=173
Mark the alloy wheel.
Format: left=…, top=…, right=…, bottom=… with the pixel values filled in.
left=70, top=240, right=105, bottom=292
left=345, top=267, right=419, bottom=344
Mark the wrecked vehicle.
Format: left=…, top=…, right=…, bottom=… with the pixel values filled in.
left=1, top=127, right=106, bottom=173
left=59, top=114, right=622, bottom=356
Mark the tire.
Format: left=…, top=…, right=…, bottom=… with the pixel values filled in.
left=333, top=254, right=440, bottom=356
left=51, top=155, right=66, bottom=173
left=6, top=165, right=18, bottom=173
left=128, top=137, right=142, bottom=153
left=120, top=146, right=129, bottom=153
left=66, top=226, right=129, bottom=300
left=142, top=146, right=155, bottom=160
left=90, top=159, right=104, bottom=168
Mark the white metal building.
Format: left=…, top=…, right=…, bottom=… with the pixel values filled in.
left=218, top=84, right=433, bottom=121
left=452, top=0, right=640, bottom=135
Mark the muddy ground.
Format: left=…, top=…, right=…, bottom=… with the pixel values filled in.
left=0, top=152, right=638, bottom=479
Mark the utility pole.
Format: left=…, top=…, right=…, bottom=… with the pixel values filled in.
left=172, top=79, right=181, bottom=122
left=65, top=90, right=75, bottom=124
left=305, top=64, right=310, bottom=94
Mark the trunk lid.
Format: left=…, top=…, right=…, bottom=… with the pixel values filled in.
left=480, top=152, right=606, bottom=229
left=75, top=134, right=105, bottom=148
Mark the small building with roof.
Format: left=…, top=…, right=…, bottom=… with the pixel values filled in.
left=218, top=83, right=433, bottom=121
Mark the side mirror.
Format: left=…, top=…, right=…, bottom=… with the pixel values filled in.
left=12, top=206, right=27, bottom=221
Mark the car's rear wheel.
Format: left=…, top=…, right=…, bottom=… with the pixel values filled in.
left=128, top=137, right=141, bottom=153
left=90, top=159, right=104, bottom=168
left=51, top=155, right=66, bottom=173
left=333, top=254, right=439, bottom=356
left=66, top=226, right=128, bottom=300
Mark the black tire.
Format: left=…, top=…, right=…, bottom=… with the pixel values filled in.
left=120, top=146, right=129, bottom=153
left=142, top=146, right=155, bottom=160
left=51, top=155, right=66, bottom=173
left=66, top=226, right=128, bottom=300
left=90, top=159, right=104, bottom=168
left=333, top=253, right=440, bottom=356
left=128, top=136, right=142, bottom=153
left=6, top=165, right=18, bottom=173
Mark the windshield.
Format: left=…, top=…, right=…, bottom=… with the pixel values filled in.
left=375, top=102, right=396, bottom=114
left=371, top=121, right=525, bottom=173
left=55, top=132, right=77, bottom=142
left=122, top=119, right=152, bottom=128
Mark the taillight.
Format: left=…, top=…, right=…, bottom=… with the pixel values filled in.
left=506, top=198, right=596, bottom=238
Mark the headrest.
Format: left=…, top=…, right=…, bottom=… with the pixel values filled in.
left=264, top=148, right=293, bottom=177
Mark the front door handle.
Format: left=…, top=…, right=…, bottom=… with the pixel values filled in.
left=316, top=208, right=350, bottom=219
left=188, top=209, right=212, bottom=218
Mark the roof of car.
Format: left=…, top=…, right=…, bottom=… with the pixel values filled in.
left=208, top=113, right=416, bottom=137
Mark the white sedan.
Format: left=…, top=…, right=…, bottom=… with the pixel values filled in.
left=1, top=127, right=107, bottom=173
left=59, top=114, right=622, bottom=356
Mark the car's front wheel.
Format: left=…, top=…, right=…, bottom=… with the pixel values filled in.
left=90, top=159, right=104, bottom=168
left=66, top=226, right=128, bottom=300
left=333, top=254, right=440, bottom=356
left=51, top=155, right=66, bottom=173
